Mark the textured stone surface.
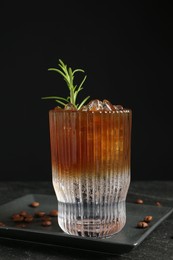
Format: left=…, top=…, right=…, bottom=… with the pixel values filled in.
left=0, top=181, right=173, bottom=260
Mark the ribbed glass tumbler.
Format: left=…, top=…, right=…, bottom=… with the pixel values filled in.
left=49, top=109, right=132, bottom=238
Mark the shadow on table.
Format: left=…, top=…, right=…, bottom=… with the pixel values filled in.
left=0, top=238, right=126, bottom=260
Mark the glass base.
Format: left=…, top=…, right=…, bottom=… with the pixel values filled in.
left=59, top=219, right=125, bottom=238
left=58, top=201, right=126, bottom=238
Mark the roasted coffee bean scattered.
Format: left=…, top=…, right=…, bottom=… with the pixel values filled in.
left=11, top=213, right=20, bottom=219
left=12, top=214, right=24, bottom=222
left=0, top=222, right=5, bottom=227
left=10, top=205, right=59, bottom=228
left=143, top=215, right=153, bottom=223
left=135, top=199, right=144, bottom=204
left=24, top=215, right=34, bottom=223
left=156, top=201, right=161, bottom=206
left=137, top=221, right=148, bottom=228
left=49, top=209, right=58, bottom=217
left=41, top=215, right=52, bottom=221
left=30, top=201, right=40, bottom=207
left=35, top=211, right=46, bottom=217
left=19, top=211, right=28, bottom=217
left=41, top=220, right=52, bottom=227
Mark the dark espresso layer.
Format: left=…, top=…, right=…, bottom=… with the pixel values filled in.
left=49, top=110, right=132, bottom=178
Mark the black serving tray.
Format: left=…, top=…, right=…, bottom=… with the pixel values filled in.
left=0, top=194, right=172, bottom=254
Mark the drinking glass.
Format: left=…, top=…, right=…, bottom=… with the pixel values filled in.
left=49, top=108, right=132, bottom=238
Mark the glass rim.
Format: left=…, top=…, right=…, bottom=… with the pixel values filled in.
left=49, top=108, right=132, bottom=114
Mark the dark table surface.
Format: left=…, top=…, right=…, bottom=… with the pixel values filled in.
left=0, top=181, right=173, bottom=260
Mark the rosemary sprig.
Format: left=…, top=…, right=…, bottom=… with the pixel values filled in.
left=42, top=59, right=90, bottom=109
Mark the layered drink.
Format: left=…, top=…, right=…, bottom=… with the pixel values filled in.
left=49, top=99, right=132, bottom=238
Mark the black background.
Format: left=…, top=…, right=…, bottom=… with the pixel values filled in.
left=1, top=2, right=173, bottom=181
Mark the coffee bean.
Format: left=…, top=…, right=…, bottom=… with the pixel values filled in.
left=156, top=201, right=161, bottom=206
left=137, top=221, right=148, bottom=228
left=12, top=214, right=24, bottom=222
left=11, top=213, right=19, bottom=219
left=41, top=215, right=52, bottom=221
left=49, top=209, right=58, bottom=217
left=10, top=202, right=58, bottom=229
left=19, top=211, right=28, bottom=217
left=24, top=215, right=34, bottom=223
left=135, top=199, right=144, bottom=204
left=144, top=215, right=153, bottom=223
left=41, top=220, right=52, bottom=227
left=30, top=201, right=40, bottom=207
left=35, top=211, right=46, bottom=218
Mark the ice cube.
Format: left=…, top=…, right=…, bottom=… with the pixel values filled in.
left=103, top=99, right=116, bottom=111
left=54, top=106, right=62, bottom=110
left=113, top=105, right=124, bottom=110
left=87, top=99, right=104, bottom=111
left=79, top=105, right=88, bottom=111
left=64, top=103, right=77, bottom=110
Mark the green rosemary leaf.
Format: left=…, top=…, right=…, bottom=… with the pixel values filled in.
left=58, top=60, right=68, bottom=73
left=55, top=100, right=67, bottom=106
left=78, top=75, right=87, bottom=91
left=72, top=69, right=84, bottom=75
left=44, top=59, right=90, bottom=109
left=68, top=67, right=74, bottom=86
left=41, top=96, right=68, bottom=102
left=48, top=68, right=66, bottom=78
left=78, top=96, right=90, bottom=110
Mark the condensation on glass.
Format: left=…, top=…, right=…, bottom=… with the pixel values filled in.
left=49, top=109, right=132, bottom=238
